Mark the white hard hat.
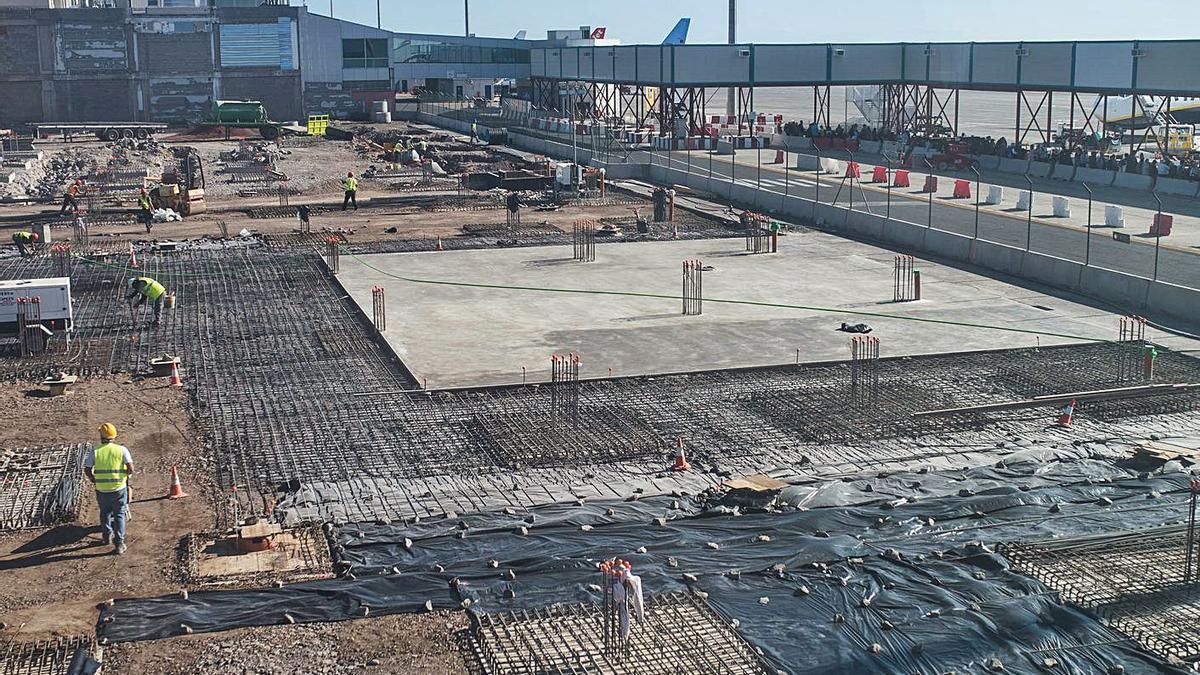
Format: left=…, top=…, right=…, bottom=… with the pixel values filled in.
left=127, top=278, right=136, bottom=288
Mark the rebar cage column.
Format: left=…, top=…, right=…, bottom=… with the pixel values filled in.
left=849, top=336, right=880, bottom=407
left=573, top=219, right=596, bottom=262
left=549, top=352, right=581, bottom=425
left=682, top=259, right=703, bottom=316
left=325, top=237, right=340, bottom=273
left=893, top=255, right=919, bottom=302
left=371, top=286, right=386, bottom=332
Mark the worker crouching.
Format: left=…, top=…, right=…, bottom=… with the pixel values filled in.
left=128, top=276, right=167, bottom=326
left=86, top=423, right=134, bottom=555
left=11, top=230, right=38, bottom=257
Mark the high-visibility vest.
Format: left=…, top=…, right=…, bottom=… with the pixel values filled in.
left=93, top=442, right=129, bottom=492
left=135, top=277, right=165, bottom=300
left=67, top=184, right=80, bottom=197
left=12, top=231, right=32, bottom=244
left=344, top=177, right=358, bottom=191
left=139, top=194, right=151, bottom=210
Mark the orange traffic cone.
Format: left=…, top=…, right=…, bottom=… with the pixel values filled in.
left=129, top=242, right=139, bottom=269
left=672, top=436, right=689, bottom=472
left=1057, top=399, right=1076, bottom=427
left=435, top=237, right=444, bottom=251
left=169, top=361, right=182, bottom=387
left=167, top=465, right=188, bottom=499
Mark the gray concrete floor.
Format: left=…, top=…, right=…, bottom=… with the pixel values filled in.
left=339, top=232, right=1198, bottom=389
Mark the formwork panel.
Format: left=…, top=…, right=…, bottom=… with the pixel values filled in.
left=926, top=42, right=971, bottom=85
left=829, top=44, right=902, bottom=83
left=755, top=44, right=827, bottom=84
left=1135, top=41, right=1200, bottom=93
left=971, top=42, right=1020, bottom=87
left=1074, top=42, right=1135, bottom=91
left=1019, top=41, right=1072, bottom=88
left=672, top=45, right=748, bottom=86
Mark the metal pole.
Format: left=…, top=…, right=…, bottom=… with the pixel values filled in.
left=1024, top=173, right=1034, bottom=251
left=814, top=147, right=820, bottom=222
left=925, top=159, right=934, bottom=228
left=757, top=142, right=762, bottom=190
left=726, top=0, right=736, bottom=118
left=464, top=0, right=470, bottom=36
left=885, top=154, right=892, bottom=220
left=1152, top=191, right=1163, bottom=281
left=1082, top=182, right=1093, bottom=267
left=376, top=0, right=381, bottom=28
left=970, top=165, right=980, bottom=239
left=847, top=150, right=855, bottom=212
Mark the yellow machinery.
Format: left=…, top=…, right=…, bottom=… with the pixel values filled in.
left=154, top=147, right=206, bottom=216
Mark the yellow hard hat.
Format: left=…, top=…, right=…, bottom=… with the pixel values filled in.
left=99, top=423, right=117, bottom=440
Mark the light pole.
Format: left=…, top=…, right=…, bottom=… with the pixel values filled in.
left=1082, top=182, right=1093, bottom=267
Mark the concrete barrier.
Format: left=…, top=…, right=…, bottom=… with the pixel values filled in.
left=1104, top=205, right=1125, bottom=228
left=985, top=185, right=1004, bottom=205
left=1155, top=176, right=1198, bottom=198
left=1052, top=196, right=1071, bottom=218
left=972, top=240, right=1027, bottom=276
left=976, top=156, right=1001, bottom=171
left=1080, top=266, right=1151, bottom=310
left=1053, top=164, right=1076, bottom=181
left=880, top=219, right=927, bottom=251
left=1113, top=172, right=1153, bottom=191
left=795, top=154, right=821, bottom=171
left=1145, top=280, right=1200, bottom=323
left=1016, top=190, right=1032, bottom=211
left=1073, top=166, right=1116, bottom=187
left=924, top=227, right=973, bottom=261
left=999, top=157, right=1029, bottom=175
left=1020, top=250, right=1084, bottom=291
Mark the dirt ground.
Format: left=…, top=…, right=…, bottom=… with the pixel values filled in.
left=101, top=612, right=468, bottom=675
left=0, top=376, right=215, bottom=640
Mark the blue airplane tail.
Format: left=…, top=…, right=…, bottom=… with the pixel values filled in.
left=662, top=18, right=690, bottom=45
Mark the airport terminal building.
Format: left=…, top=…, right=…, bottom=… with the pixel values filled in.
left=0, top=3, right=607, bottom=126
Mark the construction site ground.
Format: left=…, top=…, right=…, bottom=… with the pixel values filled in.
left=2, top=118, right=1200, bottom=674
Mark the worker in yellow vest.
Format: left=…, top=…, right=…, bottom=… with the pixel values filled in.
left=127, top=276, right=167, bottom=326
left=11, top=230, right=38, bottom=257
left=85, top=423, right=134, bottom=555
left=342, top=171, right=358, bottom=211
left=470, top=121, right=478, bottom=142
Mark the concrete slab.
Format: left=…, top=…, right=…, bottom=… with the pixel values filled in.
left=338, top=232, right=1167, bottom=389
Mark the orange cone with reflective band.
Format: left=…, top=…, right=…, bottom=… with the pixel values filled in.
left=672, top=436, right=689, bottom=471
left=1057, top=399, right=1076, bottom=427
left=167, top=465, right=188, bottom=499
left=169, top=361, right=182, bottom=387
left=129, top=242, right=139, bottom=269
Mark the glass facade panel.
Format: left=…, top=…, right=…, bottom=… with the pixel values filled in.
left=343, top=38, right=388, bottom=69
left=393, top=38, right=530, bottom=65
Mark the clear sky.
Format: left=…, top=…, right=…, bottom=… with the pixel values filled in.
left=313, top=0, right=1200, bottom=43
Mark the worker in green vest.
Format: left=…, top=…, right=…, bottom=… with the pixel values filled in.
left=85, top=423, right=134, bottom=555
left=127, top=276, right=166, bottom=326
left=470, top=121, right=478, bottom=142
left=342, top=171, right=358, bottom=211
left=11, top=230, right=38, bottom=257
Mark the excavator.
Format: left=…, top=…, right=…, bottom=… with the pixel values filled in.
left=152, top=147, right=206, bottom=216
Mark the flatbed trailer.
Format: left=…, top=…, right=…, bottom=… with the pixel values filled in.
left=28, top=122, right=169, bottom=142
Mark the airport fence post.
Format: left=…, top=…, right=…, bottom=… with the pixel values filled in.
left=1082, top=182, right=1093, bottom=267
left=784, top=150, right=789, bottom=197
left=847, top=149, right=855, bottom=213
left=1024, top=173, right=1034, bottom=251
left=925, top=159, right=934, bottom=228
left=814, top=146, right=821, bottom=223
left=970, top=165, right=981, bottom=240
left=757, top=142, right=762, bottom=191
left=885, top=154, right=892, bottom=222
left=1152, top=191, right=1163, bottom=281
left=729, top=144, right=736, bottom=206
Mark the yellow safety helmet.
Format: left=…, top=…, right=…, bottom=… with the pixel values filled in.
left=99, top=423, right=118, bottom=440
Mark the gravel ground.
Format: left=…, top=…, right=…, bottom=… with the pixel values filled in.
left=102, top=612, right=468, bottom=675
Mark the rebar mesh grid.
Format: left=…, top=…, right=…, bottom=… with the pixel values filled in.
left=0, top=444, right=85, bottom=530
left=0, top=636, right=93, bottom=675
left=1001, top=526, right=1200, bottom=664
left=461, top=592, right=773, bottom=675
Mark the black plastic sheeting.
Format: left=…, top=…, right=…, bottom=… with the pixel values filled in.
left=98, top=449, right=1196, bottom=674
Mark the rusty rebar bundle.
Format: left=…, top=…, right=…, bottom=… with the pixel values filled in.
left=600, top=558, right=632, bottom=660
left=682, top=259, right=703, bottom=315
left=549, top=352, right=581, bottom=425
left=51, top=243, right=71, bottom=277
left=1118, top=315, right=1151, bottom=383
left=573, top=220, right=596, bottom=262
left=371, top=286, right=386, bottom=332
left=893, top=255, right=918, bottom=302
left=325, top=237, right=340, bottom=274
left=849, top=336, right=880, bottom=407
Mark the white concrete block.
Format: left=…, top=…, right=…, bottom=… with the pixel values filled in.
left=1052, top=196, right=1071, bottom=218
left=1016, top=190, right=1032, bottom=211
left=1104, top=205, right=1125, bottom=228
left=985, top=185, right=1003, bottom=205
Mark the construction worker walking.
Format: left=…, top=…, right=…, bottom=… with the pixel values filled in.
left=11, top=230, right=38, bottom=257
left=342, top=171, right=358, bottom=211
left=137, top=188, right=153, bottom=234
left=127, top=276, right=166, bottom=326
left=85, top=423, right=134, bottom=555
left=470, top=121, right=478, bottom=143
left=60, top=179, right=83, bottom=214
